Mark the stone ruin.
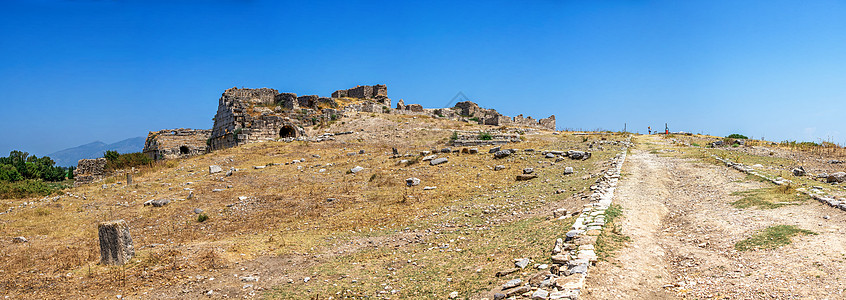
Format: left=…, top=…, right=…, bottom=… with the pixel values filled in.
left=451, top=130, right=522, bottom=147
left=73, top=158, right=106, bottom=186
left=98, top=219, right=134, bottom=265
left=142, top=128, right=212, bottom=160
left=208, top=85, right=391, bottom=150
left=396, top=100, right=556, bottom=131
left=145, top=83, right=554, bottom=155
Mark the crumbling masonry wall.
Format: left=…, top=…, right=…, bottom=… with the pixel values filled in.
left=74, top=158, right=106, bottom=186
left=142, top=128, right=212, bottom=160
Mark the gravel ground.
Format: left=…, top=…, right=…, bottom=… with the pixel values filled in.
left=585, top=137, right=846, bottom=300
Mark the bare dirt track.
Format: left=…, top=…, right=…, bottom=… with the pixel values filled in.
left=585, top=138, right=846, bottom=300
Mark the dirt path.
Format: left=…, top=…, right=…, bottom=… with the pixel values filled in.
left=583, top=148, right=677, bottom=299
left=586, top=140, right=846, bottom=299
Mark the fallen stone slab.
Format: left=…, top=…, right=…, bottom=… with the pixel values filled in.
left=496, top=267, right=520, bottom=277
left=144, top=199, right=171, bottom=207
left=494, top=150, right=512, bottom=159
left=516, top=174, right=537, bottom=181
left=430, top=157, right=449, bottom=166
left=209, top=165, right=222, bottom=174
left=502, top=278, right=523, bottom=290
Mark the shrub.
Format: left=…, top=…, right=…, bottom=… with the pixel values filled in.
left=0, top=165, right=22, bottom=182
left=727, top=134, right=748, bottom=139
left=197, top=213, right=209, bottom=223
left=104, top=151, right=153, bottom=171
left=0, top=179, right=55, bottom=199
left=478, top=132, right=493, bottom=140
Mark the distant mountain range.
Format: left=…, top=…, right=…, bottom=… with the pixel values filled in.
left=47, top=137, right=146, bottom=167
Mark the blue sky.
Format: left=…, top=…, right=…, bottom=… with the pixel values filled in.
left=2, top=0, right=846, bottom=156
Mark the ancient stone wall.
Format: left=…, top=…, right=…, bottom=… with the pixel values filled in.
left=276, top=93, right=298, bottom=110
left=74, top=158, right=107, bottom=186
left=395, top=99, right=555, bottom=130
left=209, top=87, right=311, bottom=151
left=332, top=85, right=390, bottom=108
left=142, top=128, right=212, bottom=160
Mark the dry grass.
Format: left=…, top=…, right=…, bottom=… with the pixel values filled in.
left=0, top=112, right=628, bottom=298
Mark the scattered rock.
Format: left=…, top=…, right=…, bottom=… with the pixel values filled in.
left=516, top=174, right=537, bottom=181
left=240, top=276, right=258, bottom=282
left=406, top=177, right=421, bottom=186
left=494, top=150, right=512, bottom=159
left=193, top=208, right=203, bottom=214
left=423, top=186, right=437, bottom=190
left=496, top=268, right=520, bottom=277
left=564, top=167, right=574, bottom=175
left=359, top=150, right=365, bottom=154
left=422, top=154, right=438, bottom=161
left=469, top=148, right=479, bottom=154
left=505, top=285, right=530, bottom=297
left=441, top=148, right=451, bottom=153
left=531, top=289, right=549, bottom=300
left=515, top=258, right=530, bottom=269
left=828, top=172, right=846, bottom=183
left=493, top=293, right=507, bottom=300
left=567, top=150, right=591, bottom=160
left=254, top=165, right=266, bottom=169
left=12, top=236, right=27, bottom=243
left=144, top=199, right=171, bottom=207
left=489, top=146, right=501, bottom=153
left=495, top=165, right=506, bottom=171
left=448, top=291, right=459, bottom=299
left=209, top=165, right=222, bottom=174
left=350, top=166, right=364, bottom=174
left=523, top=168, right=534, bottom=174
left=187, top=191, right=194, bottom=200
left=551, top=254, right=569, bottom=265
left=502, top=278, right=523, bottom=290
left=430, top=157, right=449, bottom=166
left=793, top=167, right=806, bottom=176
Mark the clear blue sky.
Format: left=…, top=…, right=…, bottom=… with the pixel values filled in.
left=2, top=0, right=846, bottom=156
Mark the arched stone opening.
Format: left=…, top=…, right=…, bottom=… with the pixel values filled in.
left=179, top=146, right=190, bottom=155
left=279, top=125, right=297, bottom=138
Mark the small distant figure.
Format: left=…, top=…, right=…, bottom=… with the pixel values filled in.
left=648, top=126, right=651, bottom=135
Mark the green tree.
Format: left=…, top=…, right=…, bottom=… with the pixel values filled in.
left=0, top=165, right=22, bottom=182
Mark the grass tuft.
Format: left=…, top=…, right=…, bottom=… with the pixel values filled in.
left=735, top=225, right=816, bottom=251
left=731, top=187, right=808, bottom=209
left=595, top=204, right=630, bottom=261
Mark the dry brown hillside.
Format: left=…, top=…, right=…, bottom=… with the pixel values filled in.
left=0, top=112, right=628, bottom=299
